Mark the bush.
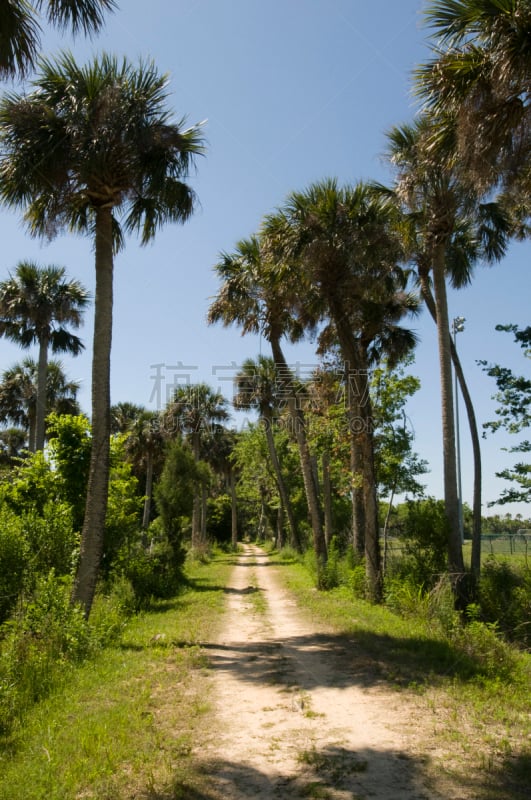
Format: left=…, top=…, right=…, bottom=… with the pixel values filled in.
left=390, top=498, right=449, bottom=589
left=21, top=502, right=78, bottom=579
left=0, top=572, right=132, bottom=737
left=0, top=508, right=28, bottom=623
left=117, top=539, right=183, bottom=607
left=478, top=558, right=531, bottom=648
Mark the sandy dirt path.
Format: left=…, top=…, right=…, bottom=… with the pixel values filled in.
left=198, top=544, right=445, bottom=800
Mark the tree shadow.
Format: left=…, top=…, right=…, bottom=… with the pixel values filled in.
left=140, top=745, right=444, bottom=799
left=201, top=627, right=500, bottom=690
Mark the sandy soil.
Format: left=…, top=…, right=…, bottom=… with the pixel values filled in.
left=197, top=544, right=448, bottom=800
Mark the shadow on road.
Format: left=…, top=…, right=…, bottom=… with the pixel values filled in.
left=142, top=745, right=440, bottom=800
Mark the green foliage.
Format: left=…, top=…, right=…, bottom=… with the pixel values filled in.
left=207, top=493, right=232, bottom=543
left=478, top=558, right=531, bottom=648
left=0, top=571, right=132, bottom=737
left=0, top=508, right=28, bottom=622
left=47, top=412, right=91, bottom=530
left=0, top=572, right=89, bottom=735
left=101, top=436, right=142, bottom=575
left=2, top=449, right=57, bottom=515
left=154, top=441, right=205, bottom=563
left=480, top=324, right=531, bottom=505
left=21, top=502, right=78, bottom=579
left=117, top=539, right=182, bottom=607
left=389, top=498, right=449, bottom=589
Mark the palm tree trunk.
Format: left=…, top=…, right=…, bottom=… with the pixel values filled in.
left=269, top=336, right=325, bottom=564
left=201, top=483, right=208, bottom=545
left=431, top=248, right=466, bottom=596
left=229, top=467, right=238, bottom=550
left=332, top=302, right=382, bottom=601
left=142, top=452, right=153, bottom=530
left=72, top=205, right=113, bottom=618
left=263, top=408, right=299, bottom=550
left=322, top=450, right=333, bottom=548
left=191, top=432, right=201, bottom=549
left=35, top=335, right=49, bottom=451
left=419, top=272, right=482, bottom=580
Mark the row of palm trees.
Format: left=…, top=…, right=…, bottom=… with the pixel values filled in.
left=0, top=262, right=89, bottom=451
left=208, top=0, right=530, bottom=603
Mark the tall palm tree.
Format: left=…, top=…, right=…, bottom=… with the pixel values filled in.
left=163, top=383, right=228, bottom=549
left=234, top=356, right=301, bottom=552
left=0, top=53, right=205, bottom=617
left=383, top=116, right=510, bottom=587
left=264, top=180, right=419, bottom=601
left=0, top=356, right=80, bottom=448
left=415, top=0, right=531, bottom=199
left=0, top=0, right=116, bottom=78
left=0, top=262, right=88, bottom=451
left=208, top=237, right=326, bottom=568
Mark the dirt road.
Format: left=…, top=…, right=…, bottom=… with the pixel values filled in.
left=198, top=544, right=445, bottom=800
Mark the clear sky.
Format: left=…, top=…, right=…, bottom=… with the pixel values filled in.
left=0, top=1, right=529, bottom=518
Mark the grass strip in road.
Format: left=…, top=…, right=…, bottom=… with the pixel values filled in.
left=0, top=551, right=233, bottom=800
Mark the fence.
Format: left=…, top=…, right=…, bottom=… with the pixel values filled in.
left=480, top=533, right=531, bottom=558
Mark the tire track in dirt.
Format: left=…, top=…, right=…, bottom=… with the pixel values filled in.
left=198, top=544, right=444, bottom=799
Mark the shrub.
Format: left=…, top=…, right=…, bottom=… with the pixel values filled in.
left=0, top=508, right=28, bottom=623
left=391, top=498, right=449, bottom=589
left=478, top=558, right=531, bottom=648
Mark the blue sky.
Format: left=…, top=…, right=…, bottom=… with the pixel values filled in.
left=0, top=1, right=529, bottom=518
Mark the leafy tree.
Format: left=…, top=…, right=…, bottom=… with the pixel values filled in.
left=0, top=0, right=116, bottom=78
left=0, top=52, right=204, bottom=617
left=0, top=357, right=80, bottom=450
left=154, top=440, right=205, bottom=565
left=47, top=412, right=91, bottom=530
left=0, top=262, right=88, bottom=451
left=480, top=324, right=531, bottom=505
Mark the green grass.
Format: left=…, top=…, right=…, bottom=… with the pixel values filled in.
left=0, top=551, right=233, bottom=800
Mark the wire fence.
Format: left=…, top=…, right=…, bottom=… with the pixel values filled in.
left=384, top=533, right=531, bottom=561
left=479, top=533, right=531, bottom=558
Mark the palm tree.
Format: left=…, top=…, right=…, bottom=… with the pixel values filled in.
left=0, top=53, right=205, bottom=617
left=208, top=236, right=326, bottom=568
left=0, top=426, right=26, bottom=466
left=124, top=408, right=166, bottom=530
left=0, top=0, right=116, bottom=78
left=110, top=401, right=146, bottom=435
left=415, top=0, right=531, bottom=199
left=264, top=180, right=419, bottom=601
left=0, top=262, right=88, bottom=451
left=234, top=356, right=301, bottom=552
left=0, top=356, right=80, bottom=448
left=164, top=383, right=229, bottom=549
left=383, top=116, right=510, bottom=587
left=201, top=425, right=240, bottom=550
